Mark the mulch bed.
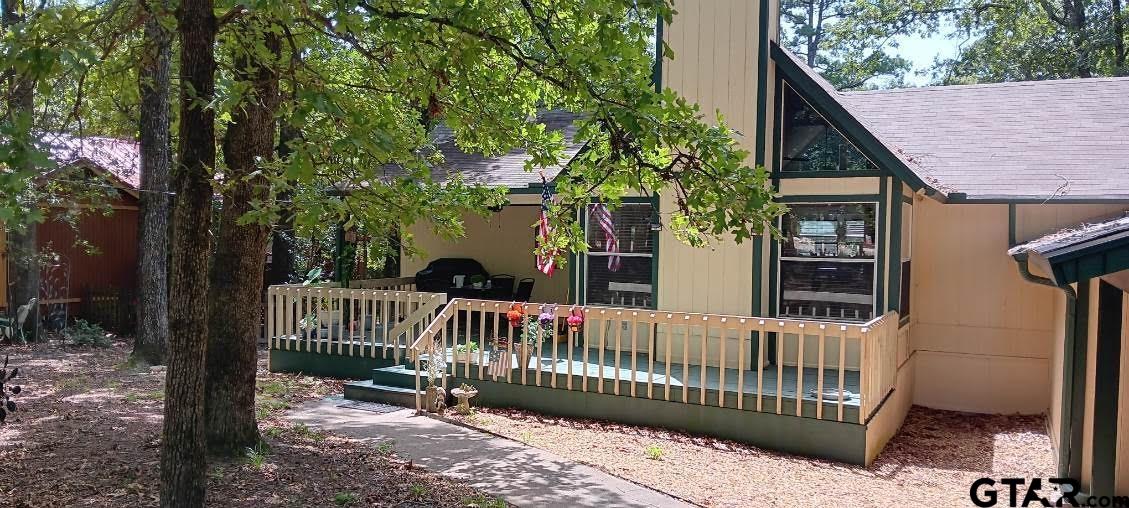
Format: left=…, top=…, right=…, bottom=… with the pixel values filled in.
left=0, top=340, right=499, bottom=507
left=448, top=404, right=1056, bottom=507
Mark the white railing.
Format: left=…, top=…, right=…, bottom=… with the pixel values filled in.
left=349, top=277, right=417, bottom=291
left=408, top=298, right=899, bottom=424
left=266, top=285, right=446, bottom=366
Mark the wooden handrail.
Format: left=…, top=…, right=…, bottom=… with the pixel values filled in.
left=404, top=297, right=900, bottom=422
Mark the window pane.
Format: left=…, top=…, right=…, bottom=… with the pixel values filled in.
left=587, top=204, right=654, bottom=255
left=585, top=255, right=653, bottom=308
left=780, top=260, right=874, bottom=320
left=781, top=85, right=877, bottom=173
left=781, top=203, right=877, bottom=259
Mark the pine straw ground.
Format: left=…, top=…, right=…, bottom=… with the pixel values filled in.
left=448, top=405, right=1057, bottom=507
left=0, top=340, right=500, bottom=508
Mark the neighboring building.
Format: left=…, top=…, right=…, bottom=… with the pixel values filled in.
left=1, top=135, right=141, bottom=331
left=371, top=0, right=1129, bottom=494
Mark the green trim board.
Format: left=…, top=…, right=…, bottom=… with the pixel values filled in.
left=777, top=194, right=881, bottom=203
left=1068, top=278, right=1090, bottom=480
left=268, top=347, right=400, bottom=380
left=445, top=373, right=870, bottom=464
left=942, top=194, right=1129, bottom=205
left=778, top=170, right=884, bottom=179
left=1090, top=281, right=1123, bottom=497
left=769, top=43, right=930, bottom=193
left=887, top=177, right=902, bottom=313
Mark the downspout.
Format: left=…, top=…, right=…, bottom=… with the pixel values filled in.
left=1009, top=206, right=1077, bottom=480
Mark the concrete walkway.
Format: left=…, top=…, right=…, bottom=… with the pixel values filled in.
left=287, top=397, right=694, bottom=508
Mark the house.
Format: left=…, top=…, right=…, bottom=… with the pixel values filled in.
left=265, top=0, right=1129, bottom=492
left=1, top=135, right=142, bottom=331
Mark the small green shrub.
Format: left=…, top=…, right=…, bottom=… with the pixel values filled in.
left=408, top=484, right=428, bottom=498
left=65, top=320, right=112, bottom=347
left=375, top=441, right=394, bottom=455
left=333, top=492, right=358, bottom=506
left=644, top=444, right=664, bottom=461
left=244, top=441, right=271, bottom=469
left=463, top=494, right=507, bottom=508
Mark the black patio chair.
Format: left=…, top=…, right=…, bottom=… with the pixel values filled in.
left=513, top=278, right=535, bottom=302
left=488, top=274, right=515, bottom=300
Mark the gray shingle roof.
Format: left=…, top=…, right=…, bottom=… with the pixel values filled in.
left=840, top=78, right=1129, bottom=200
left=409, top=110, right=584, bottom=189
left=773, top=45, right=1129, bottom=201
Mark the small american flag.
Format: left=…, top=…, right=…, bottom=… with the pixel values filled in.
left=488, top=337, right=511, bottom=378
left=594, top=204, right=622, bottom=271
left=535, top=180, right=556, bottom=276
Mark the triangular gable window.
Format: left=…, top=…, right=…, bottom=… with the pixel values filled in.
left=781, top=83, right=877, bottom=173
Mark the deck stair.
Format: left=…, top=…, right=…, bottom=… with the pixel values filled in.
left=343, top=364, right=446, bottom=407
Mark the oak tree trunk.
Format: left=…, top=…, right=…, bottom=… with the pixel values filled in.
left=160, top=0, right=216, bottom=503
left=3, top=0, right=38, bottom=340
left=203, top=24, right=281, bottom=456
left=133, top=0, right=172, bottom=365
left=266, top=124, right=298, bottom=285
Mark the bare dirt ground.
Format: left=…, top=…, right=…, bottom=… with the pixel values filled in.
left=0, top=340, right=499, bottom=508
left=447, top=405, right=1057, bottom=507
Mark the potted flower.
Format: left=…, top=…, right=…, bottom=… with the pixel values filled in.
left=454, top=341, right=481, bottom=364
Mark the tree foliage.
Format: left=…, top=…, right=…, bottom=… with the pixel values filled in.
left=780, top=0, right=960, bottom=89
left=937, top=0, right=1128, bottom=82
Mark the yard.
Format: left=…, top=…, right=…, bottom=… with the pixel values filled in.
left=446, top=401, right=1057, bottom=507
left=0, top=338, right=1059, bottom=507
left=0, top=341, right=499, bottom=507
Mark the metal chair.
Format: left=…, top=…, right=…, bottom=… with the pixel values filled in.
left=513, top=278, right=535, bottom=302
left=488, top=274, right=515, bottom=299
left=0, top=298, right=37, bottom=342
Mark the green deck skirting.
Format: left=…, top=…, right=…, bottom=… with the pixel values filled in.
left=448, top=374, right=868, bottom=464
left=269, top=346, right=402, bottom=379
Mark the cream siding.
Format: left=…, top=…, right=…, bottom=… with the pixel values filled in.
left=1118, top=292, right=1129, bottom=495
left=777, top=177, right=881, bottom=196
left=911, top=200, right=1055, bottom=413
left=657, top=0, right=767, bottom=317
left=1082, top=278, right=1100, bottom=489
left=400, top=206, right=568, bottom=304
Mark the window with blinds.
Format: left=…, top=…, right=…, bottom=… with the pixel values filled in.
left=779, top=203, right=877, bottom=321
left=584, top=203, right=655, bottom=308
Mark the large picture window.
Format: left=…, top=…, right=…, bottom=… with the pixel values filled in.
left=781, top=83, right=877, bottom=174
left=779, top=203, right=877, bottom=321
left=584, top=203, right=655, bottom=308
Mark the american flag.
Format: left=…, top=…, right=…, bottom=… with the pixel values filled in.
left=594, top=204, right=622, bottom=271
left=535, top=182, right=556, bottom=276
left=488, top=337, right=511, bottom=378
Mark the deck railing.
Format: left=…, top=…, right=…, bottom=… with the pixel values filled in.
left=408, top=299, right=899, bottom=424
left=266, top=284, right=446, bottom=366
left=349, top=277, right=417, bottom=291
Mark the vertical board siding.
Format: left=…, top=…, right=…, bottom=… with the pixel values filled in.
left=36, top=204, right=140, bottom=305
left=657, top=0, right=762, bottom=317
left=1117, top=291, right=1129, bottom=495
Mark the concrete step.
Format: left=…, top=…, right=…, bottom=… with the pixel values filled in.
left=343, top=380, right=417, bottom=408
